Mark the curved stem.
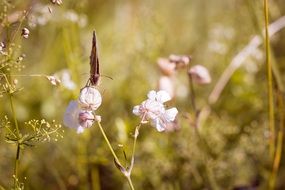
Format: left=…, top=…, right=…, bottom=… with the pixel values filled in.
left=96, top=121, right=136, bottom=190
left=208, top=16, right=285, bottom=104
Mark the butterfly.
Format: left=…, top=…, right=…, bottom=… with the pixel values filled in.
left=89, top=31, right=100, bottom=86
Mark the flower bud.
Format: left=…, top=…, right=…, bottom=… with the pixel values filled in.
left=51, top=0, right=63, bottom=5
left=46, top=75, right=61, bottom=86
left=0, top=42, right=5, bottom=52
left=169, top=54, right=191, bottom=69
left=157, top=58, right=176, bottom=76
left=21, top=28, right=30, bottom=39
left=78, top=111, right=94, bottom=128
left=79, top=87, right=102, bottom=111
left=188, top=65, right=211, bottom=84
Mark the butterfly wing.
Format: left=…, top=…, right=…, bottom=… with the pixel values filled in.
left=89, top=31, right=100, bottom=86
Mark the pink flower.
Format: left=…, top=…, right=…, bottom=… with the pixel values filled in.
left=63, top=101, right=95, bottom=133
left=157, top=58, right=176, bottom=76
left=133, top=90, right=178, bottom=132
left=188, top=65, right=211, bottom=84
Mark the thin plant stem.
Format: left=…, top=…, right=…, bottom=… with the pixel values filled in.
left=208, top=16, right=285, bottom=104
left=128, top=113, right=146, bottom=173
left=188, top=75, right=197, bottom=113
left=264, top=0, right=275, bottom=160
left=14, top=143, right=20, bottom=186
left=96, top=121, right=120, bottom=163
left=187, top=74, right=218, bottom=188
left=269, top=91, right=284, bottom=190
left=126, top=176, right=135, bottom=190
left=129, top=125, right=140, bottom=172
left=96, top=121, right=135, bottom=190
left=9, top=92, right=21, bottom=187
left=9, top=95, right=20, bottom=136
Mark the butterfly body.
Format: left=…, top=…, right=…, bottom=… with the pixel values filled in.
left=89, top=31, right=100, bottom=86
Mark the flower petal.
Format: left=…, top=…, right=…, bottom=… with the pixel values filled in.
left=188, top=65, right=211, bottom=84
left=63, top=100, right=80, bottom=129
left=156, top=90, right=171, bottom=103
left=78, top=111, right=94, bottom=128
left=147, top=90, right=157, bottom=100
left=164, top=107, right=178, bottom=121
left=153, top=118, right=165, bottom=132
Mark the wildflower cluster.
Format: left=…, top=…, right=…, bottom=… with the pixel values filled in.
left=64, top=86, right=102, bottom=133
left=5, top=119, right=63, bottom=146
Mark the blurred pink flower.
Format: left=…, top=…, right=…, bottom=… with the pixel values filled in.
left=133, top=90, right=178, bottom=132
left=79, top=87, right=102, bottom=111
left=63, top=100, right=96, bottom=134
left=158, top=76, right=174, bottom=98
left=169, top=54, right=190, bottom=69
left=188, top=65, right=211, bottom=84
left=157, top=58, right=176, bottom=76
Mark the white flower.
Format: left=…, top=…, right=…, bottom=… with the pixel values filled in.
left=79, top=87, right=102, bottom=111
left=133, top=90, right=178, bottom=132
left=63, top=100, right=95, bottom=134
left=152, top=108, right=178, bottom=132
left=147, top=90, right=171, bottom=103
left=133, top=99, right=165, bottom=122
left=188, top=65, right=211, bottom=84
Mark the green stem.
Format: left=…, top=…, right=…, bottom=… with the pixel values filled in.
left=8, top=91, right=22, bottom=187
left=96, top=121, right=136, bottom=190
left=9, top=95, right=20, bottom=136
left=14, top=143, right=20, bottom=187
left=128, top=114, right=146, bottom=173
left=269, top=91, right=284, bottom=190
left=96, top=121, right=120, bottom=164
left=264, top=0, right=275, bottom=160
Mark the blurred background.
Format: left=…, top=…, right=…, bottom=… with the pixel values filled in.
left=0, top=0, right=285, bottom=189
